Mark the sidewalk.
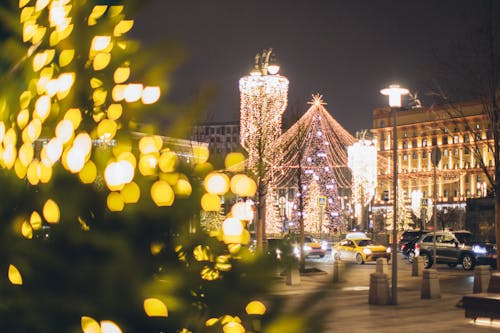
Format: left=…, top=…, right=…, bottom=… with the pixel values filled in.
left=271, top=262, right=500, bottom=333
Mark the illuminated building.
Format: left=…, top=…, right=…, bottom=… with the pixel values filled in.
left=371, top=101, right=494, bottom=228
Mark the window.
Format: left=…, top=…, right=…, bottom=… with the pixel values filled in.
left=226, top=137, right=231, bottom=142
left=454, top=190, right=458, bottom=197
left=465, top=175, right=470, bottom=183
left=380, top=120, right=385, bottom=127
left=216, top=128, right=221, bottom=134
left=443, top=149, right=449, bottom=157
left=422, top=138, right=427, bottom=147
left=403, top=154, right=408, bottom=161
left=442, top=136, right=448, bottom=144
left=423, top=151, right=427, bottom=158
left=432, top=137, right=437, bottom=146
left=444, top=189, right=448, bottom=197
left=475, top=133, right=482, bottom=141
left=403, top=141, right=408, bottom=149
left=403, top=132, right=408, bottom=138
left=412, top=152, right=417, bottom=159
left=454, top=148, right=459, bottom=156
left=464, top=147, right=470, bottom=155
left=475, top=123, right=480, bottom=129
left=453, top=135, right=459, bottom=144
left=463, top=134, right=469, bottom=143
left=412, top=139, right=417, bottom=148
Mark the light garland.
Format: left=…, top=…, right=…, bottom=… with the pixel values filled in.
left=267, top=95, right=356, bottom=233
left=348, top=139, right=377, bottom=219
left=239, top=75, right=289, bottom=168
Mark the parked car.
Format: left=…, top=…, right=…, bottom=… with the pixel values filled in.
left=287, top=234, right=327, bottom=258
left=415, top=230, right=497, bottom=270
left=332, top=237, right=391, bottom=264
left=399, top=229, right=431, bottom=251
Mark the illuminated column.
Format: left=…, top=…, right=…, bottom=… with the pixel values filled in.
left=239, top=49, right=289, bottom=250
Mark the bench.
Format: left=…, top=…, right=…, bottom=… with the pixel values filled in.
left=462, top=272, right=500, bottom=320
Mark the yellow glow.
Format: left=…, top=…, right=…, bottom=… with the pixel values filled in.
left=79, top=161, right=97, bottom=184
left=27, top=160, right=40, bottom=185
left=112, top=84, right=126, bottom=102
left=107, top=192, right=124, bottom=212
left=3, top=145, right=17, bottom=169
left=32, top=26, right=46, bottom=44
left=0, top=122, right=5, bottom=142
left=380, top=84, right=409, bottom=108
left=124, top=83, right=143, bottom=102
left=35, top=0, right=49, bottom=12
left=143, top=298, right=168, bottom=317
left=24, top=119, right=42, bottom=142
left=222, top=217, right=244, bottom=236
left=158, top=151, right=178, bottom=173
left=64, top=108, right=82, bottom=129
left=59, top=49, right=75, bottom=67
left=192, top=145, right=210, bottom=164
left=225, top=152, right=246, bottom=172
left=66, top=147, right=86, bottom=173
left=74, top=133, right=92, bottom=155
left=33, top=52, right=48, bottom=72
left=17, top=109, right=30, bottom=129
left=49, top=5, right=69, bottom=28
left=20, top=6, right=33, bottom=22
left=19, top=0, right=31, bottom=9
left=30, top=211, right=42, bottom=230
left=55, top=119, right=74, bottom=143
left=21, top=221, right=33, bottom=239
left=5, top=127, right=18, bottom=146
left=204, top=172, right=230, bottom=195
left=173, top=178, right=192, bottom=197
left=97, top=119, right=117, bottom=140
left=39, top=163, right=52, bottom=183
left=231, top=202, right=254, bottom=221
left=117, top=151, right=136, bottom=168
left=81, top=316, right=100, bottom=333
left=245, top=301, right=266, bottom=315
left=8, top=264, right=23, bottom=285
left=43, top=199, right=60, bottom=224
left=90, top=77, right=103, bottom=88
left=113, top=20, right=134, bottom=36
left=230, top=174, right=257, bottom=197
left=34, top=95, right=51, bottom=121
left=100, top=321, right=122, bottom=333
left=150, top=180, right=175, bottom=207
left=201, top=193, right=221, bottom=212
left=121, top=182, right=140, bottom=203
left=139, top=136, right=160, bottom=154
left=138, top=154, right=157, bottom=176
left=88, top=5, right=108, bottom=25
left=46, top=138, right=63, bottom=164
left=106, top=104, right=123, bottom=120
left=159, top=171, right=179, bottom=185
left=19, top=142, right=34, bottom=166
left=104, top=160, right=134, bottom=190
left=19, top=90, right=32, bottom=109
left=113, top=67, right=130, bottom=84
left=141, top=86, right=160, bottom=104
left=23, top=21, right=36, bottom=42
left=223, top=322, right=245, bottom=333
left=58, top=72, right=75, bottom=94
left=93, top=53, right=111, bottom=71
left=14, top=159, right=27, bottom=179
left=91, top=35, right=111, bottom=51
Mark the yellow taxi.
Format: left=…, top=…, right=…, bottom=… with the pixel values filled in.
left=332, top=237, right=391, bottom=264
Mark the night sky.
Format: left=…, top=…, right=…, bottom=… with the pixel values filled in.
left=132, top=1, right=490, bottom=134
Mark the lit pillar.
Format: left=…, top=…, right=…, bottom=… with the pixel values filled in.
left=380, top=84, right=409, bottom=305
left=239, top=49, right=289, bottom=250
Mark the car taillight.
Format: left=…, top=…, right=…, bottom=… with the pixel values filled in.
left=401, top=244, right=406, bottom=251
left=415, top=243, right=419, bottom=250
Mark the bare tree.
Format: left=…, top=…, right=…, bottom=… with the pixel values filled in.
left=427, top=0, right=500, bottom=267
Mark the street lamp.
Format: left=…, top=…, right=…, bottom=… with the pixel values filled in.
left=239, top=49, right=289, bottom=250
left=380, top=84, right=409, bottom=305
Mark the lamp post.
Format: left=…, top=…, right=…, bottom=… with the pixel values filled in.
left=239, top=49, right=289, bottom=250
left=380, top=84, right=409, bottom=305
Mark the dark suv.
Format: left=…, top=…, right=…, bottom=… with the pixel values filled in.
left=415, top=230, right=497, bottom=271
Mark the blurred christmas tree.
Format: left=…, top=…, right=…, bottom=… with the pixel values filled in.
left=0, top=1, right=317, bottom=332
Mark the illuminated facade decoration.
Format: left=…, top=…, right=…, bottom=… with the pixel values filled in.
left=371, top=101, right=494, bottom=228
left=269, top=95, right=356, bottom=233
left=348, top=136, right=377, bottom=226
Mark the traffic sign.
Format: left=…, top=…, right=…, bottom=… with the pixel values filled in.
left=431, top=147, right=441, bottom=166
left=317, top=195, right=326, bottom=207
left=383, top=190, right=389, bottom=202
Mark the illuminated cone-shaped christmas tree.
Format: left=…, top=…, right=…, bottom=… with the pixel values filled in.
left=269, top=95, right=356, bottom=233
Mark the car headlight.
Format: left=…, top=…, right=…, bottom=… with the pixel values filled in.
left=386, top=247, right=392, bottom=253
left=363, top=248, right=372, bottom=255
left=303, top=245, right=312, bottom=251
left=472, top=245, right=487, bottom=254
left=321, top=241, right=328, bottom=250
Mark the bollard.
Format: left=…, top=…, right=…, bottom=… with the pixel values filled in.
left=412, top=256, right=425, bottom=277
left=473, top=265, right=491, bottom=293
left=332, top=259, right=345, bottom=283
left=376, top=258, right=388, bottom=275
left=487, top=272, right=500, bottom=293
left=369, top=272, right=390, bottom=305
left=421, top=269, right=440, bottom=299
left=285, top=267, right=301, bottom=286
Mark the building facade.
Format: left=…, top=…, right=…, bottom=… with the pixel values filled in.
left=191, top=121, right=242, bottom=156
left=371, top=101, right=495, bottom=229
